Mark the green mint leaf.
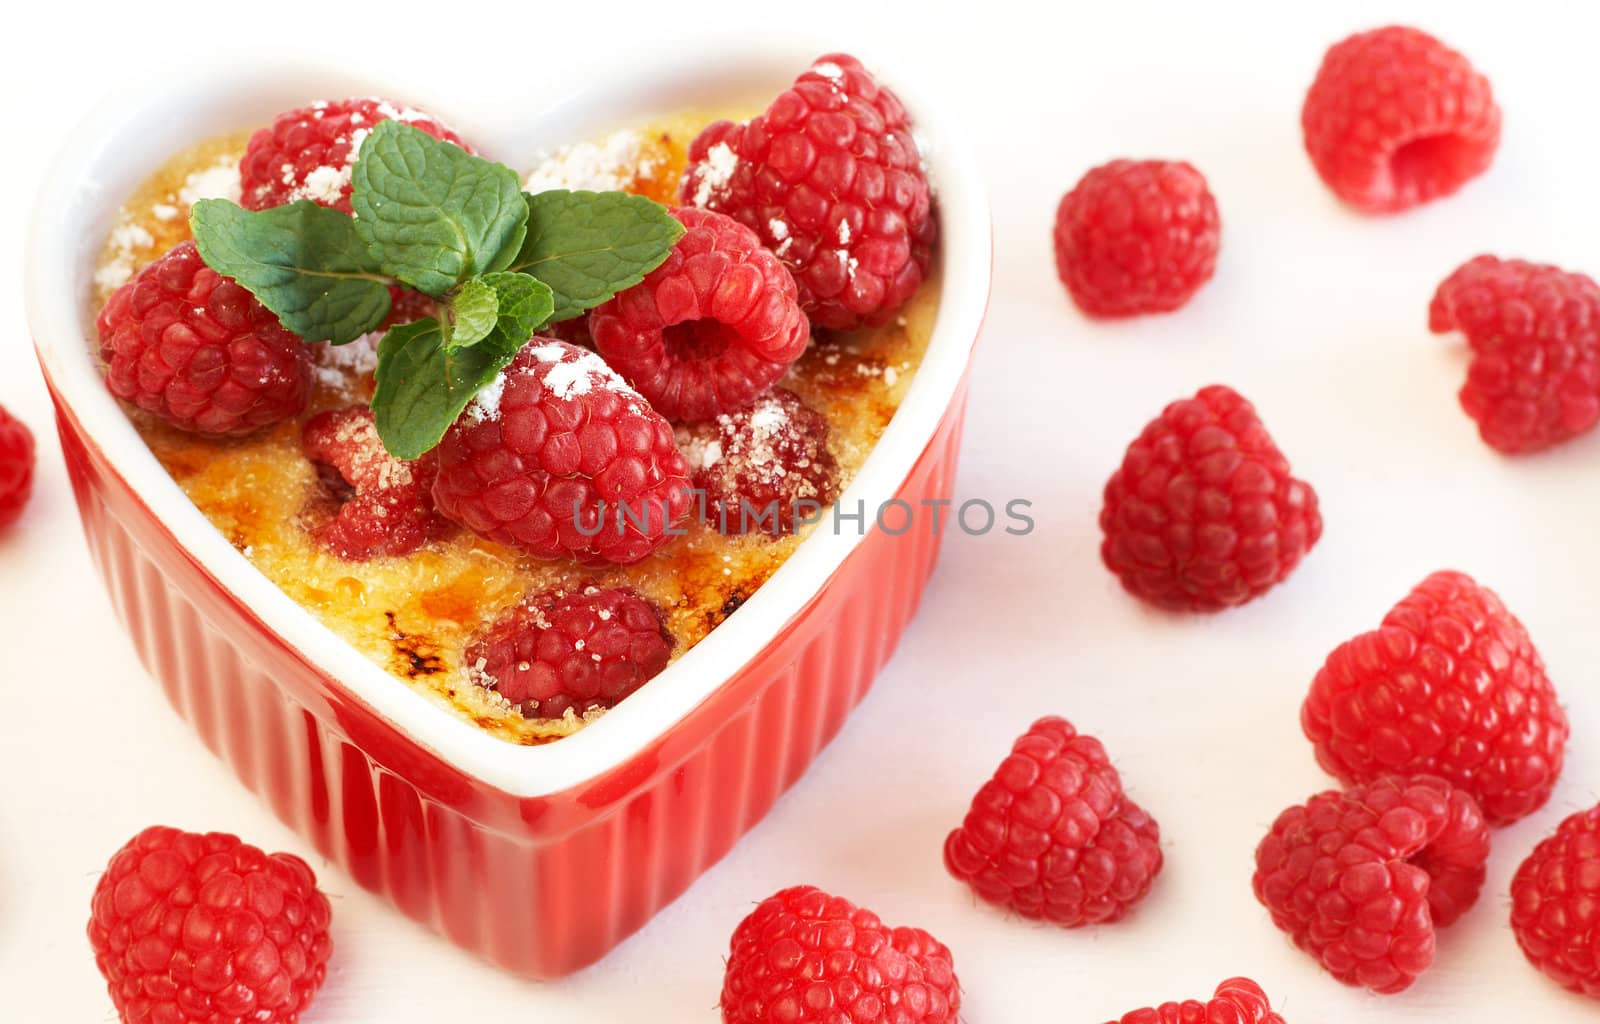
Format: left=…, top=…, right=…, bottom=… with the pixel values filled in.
left=445, top=278, right=499, bottom=350
left=189, top=199, right=391, bottom=345
left=350, top=120, right=528, bottom=296
left=372, top=317, right=522, bottom=459
left=479, top=272, right=555, bottom=345
left=509, top=189, right=682, bottom=321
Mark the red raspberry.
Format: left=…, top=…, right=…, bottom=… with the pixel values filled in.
left=1302, top=570, right=1567, bottom=827
left=1302, top=26, right=1500, bottom=213
left=1428, top=255, right=1600, bottom=454
left=301, top=405, right=448, bottom=560
left=1252, top=775, right=1490, bottom=994
left=88, top=826, right=332, bottom=1024
left=720, top=885, right=959, bottom=1024
left=465, top=587, right=673, bottom=719
left=1510, top=803, right=1600, bottom=999
left=1101, top=978, right=1287, bottom=1024
left=677, top=387, right=839, bottom=536
left=589, top=207, right=809, bottom=421
left=1053, top=159, right=1221, bottom=317
left=0, top=404, right=35, bottom=530
left=96, top=242, right=309, bottom=436
left=681, top=53, right=935, bottom=330
left=240, top=97, right=471, bottom=215
left=1100, top=385, right=1321, bottom=612
left=944, top=717, right=1162, bottom=927
left=431, top=339, right=691, bottom=565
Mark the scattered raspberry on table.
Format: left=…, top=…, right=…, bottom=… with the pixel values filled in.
left=0, top=403, right=35, bottom=530
left=301, top=405, right=450, bottom=560
left=1510, top=802, right=1600, bottom=999
left=1101, top=977, right=1287, bottom=1024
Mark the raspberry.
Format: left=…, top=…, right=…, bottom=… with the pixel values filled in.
left=96, top=242, right=310, bottom=436
left=681, top=53, right=935, bottom=330
left=1302, top=570, right=1567, bottom=827
left=1302, top=26, right=1500, bottom=213
left=240, top=97, right=470, bottom=215
left=0, top=404, right=35, bottom=530
left=301, top=405, right=448, bottom=560
left=1101, top=978, right=1286, bottom=1024
left=1053, top=160, right=1221, bottom=317
left=1428, top=255, right=1600, bottom=453
left=589, top=207, right=809, bottom=421
left=1510, top=803, right=1600, bottom=999
left=677, top=387, right=839, bottom=536
left=1252, top=775, right=1490, bottom=993
left=88, top=826, right=332, bottom=1024
left=720, top=885, right=959, bottom=1024
left=944, top=717, right=1162, bottom=927
left=1100, top=385, right=1321, bottom=612
left=431, top=339, right=691, bottom=565
left=465, top=587, right=673, bottom=719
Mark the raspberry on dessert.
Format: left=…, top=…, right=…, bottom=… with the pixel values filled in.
left=720, top=885, right=960, bottom=1024
left=430, top=339, right=692, bottom=565
left=1510, top=803, right=1600, bottom=999
left=96, top=242, right=310, bottom=436
left=944, top=717, right=1163, bottom=927
left=1102, top=977, right=1287, bottom=1024
left=88, top=826, right=333, bottom=1024
left=1302, top=570, right=1567, bottom=827
left=589, top=207, right=809, bottom=421
left=677, top=387, right=839, bottom=536
left=301, top=405, right=448, bottom=560
left=240, top=97, right=471, bottom=215
left=1429, top=255, right=1600, bottom=454
left=465, top=587, right=673, bottom=719
left=1100, top=385, right=1321, bottom=612
left=1302, top=26, right=1500, bottom=213
left=680, top=53, right=935, bottom=330
left=1053, top=159, right=1221, bottom=317
left=0, top=404, right=35, bottom=530
left=1252, top=775, right=1490, bottom=994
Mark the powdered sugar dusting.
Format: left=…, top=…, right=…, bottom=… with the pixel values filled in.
left=691, top=142, right=739, bottom=207
left=95, top=223, right=155, bottom=292
left=312, top=332, right=381, bottom=390
left=466, top=373, right=507, bottom=423
left=178, top=157, right=242, bottom=208
left=813, top=61, right=845, bottom=80
left=525, top=131, right=652, bottom=193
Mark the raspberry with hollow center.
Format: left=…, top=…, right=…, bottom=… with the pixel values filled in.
left=681, top=53, right=935, bottom=330
left=0, top=404, right=35, bottom=530
left=1252, top=775, right=1491, bottom=994
left=1510, top=803, right=1600, bottom=999
left=1302, top=570, right=1567, bottom=827
left=720, top=885, right=960, bottom=1024
left=88, top=825, right=333, bottom=1024
left=240, top=97, right=471, bottom=215
left=96, top=242, right=310, bottom=436
left=944, top=717, right=1163, bottom=928
left=1100, top=385, right=1321, bottom=612
left=1429, top=255, right=1600, bottom=454
left=465, top=586, right=673, bottom=719
left=589, top=207, right=809, bottom=422
left=301, top=405, right=448, bottom=560
left=1302, top=26, right=1500, bottom=213
left=1053, top=159, right=1221, bottom=317
left=1101, top=978, right=1287, bottom=1024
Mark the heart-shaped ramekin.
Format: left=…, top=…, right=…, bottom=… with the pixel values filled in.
left=27, top=47, right=991, bottom=978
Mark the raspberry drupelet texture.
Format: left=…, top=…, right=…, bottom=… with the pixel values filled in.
left=1252, top=775, right=1490, bottom=994
left=1302, top=570, right=1567, bottom=827
left=301, top=405, right=448, bottom=561
left=1429, top=255, right=1600, bottom=454
left=681, top=53, right=935, bottom=330
left=720, top=885, right=960, bottom=1024
left=1100, top=385, right=1321, bottom=612
left=97, top=242, right=310, bottom=436
left=1053, top=159, right=1221, bottom=317
left=0, top=404, right=35, bottom=530
left=1510, top=803, right=1600, bottom=999
left=430, top=339, right=691, bottom=565
left=240, top=97, right=471, bottom=215
left=1101, top=977, right=1287, bottom=1024
left=1302, top=26, right=1500, bottom=213
left=465, top=587, right=673, bottom=719
left=944, top=717, right=1163, bottom=927
left=590, top=207, right=809, bottom=421
left=88, top=826, right=333, bottom=1024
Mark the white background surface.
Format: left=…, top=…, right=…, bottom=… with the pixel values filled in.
left=3, top=1, right=1599, bottom=1020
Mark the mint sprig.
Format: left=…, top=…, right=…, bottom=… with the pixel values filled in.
left=188, top=119, right=684, bottom=457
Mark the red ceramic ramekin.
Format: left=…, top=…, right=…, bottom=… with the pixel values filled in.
left=27, top=51, right=991, bottom=978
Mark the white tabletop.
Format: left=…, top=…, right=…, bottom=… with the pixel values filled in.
left=5, top=1, right=1599, bottom=1019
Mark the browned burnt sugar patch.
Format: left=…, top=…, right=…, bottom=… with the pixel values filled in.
left=385, top=611, right=446, bottom=679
